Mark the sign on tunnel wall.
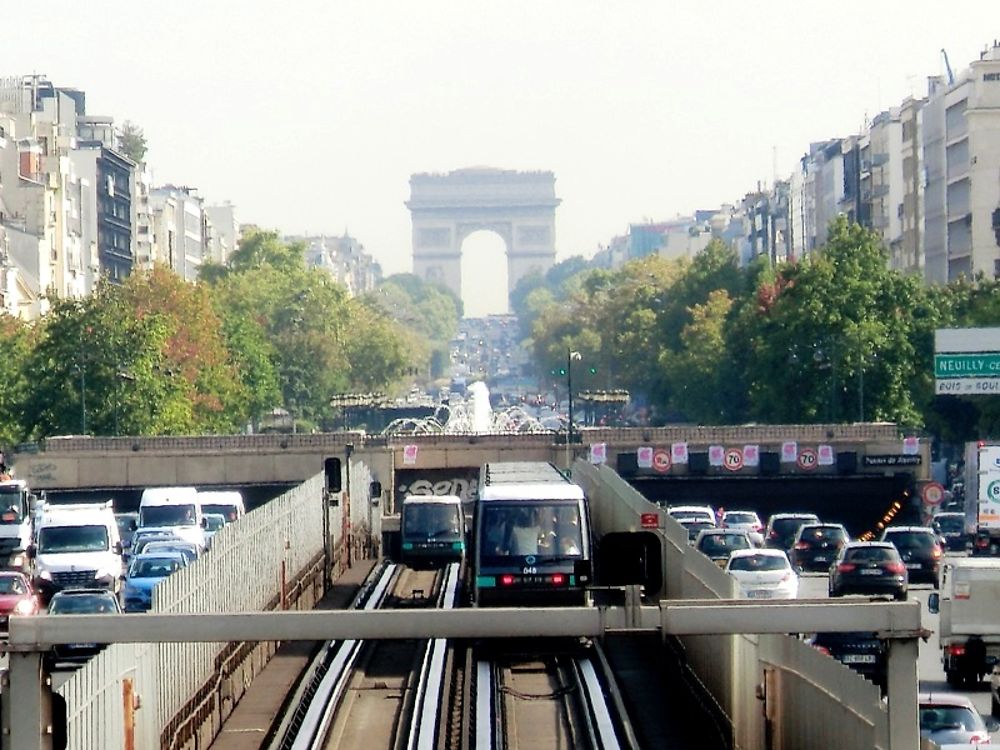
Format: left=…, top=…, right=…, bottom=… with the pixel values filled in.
left=396, top=468, right=480, bottom=503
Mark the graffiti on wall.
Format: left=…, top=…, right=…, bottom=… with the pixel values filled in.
left=396, top=468, right=480, bottom=503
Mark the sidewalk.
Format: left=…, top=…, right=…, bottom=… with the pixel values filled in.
left=208, top=560, right=377, bottom=750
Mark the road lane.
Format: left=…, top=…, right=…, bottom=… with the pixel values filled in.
left=797, top=557, right=994, bottom=721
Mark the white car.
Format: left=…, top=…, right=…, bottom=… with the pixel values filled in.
left=725, top=549, right=799, bottom=600
left=667, top=505, right=716, bottom=526
left=721, top=510, right=764, bottom=546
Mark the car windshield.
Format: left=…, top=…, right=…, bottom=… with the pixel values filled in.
left=480, top=503, right=583, bottom=558
left=934, top=516, right=964, bottom=533
left=0, top=491, right=25, bottom=524
left=404, top=503, right=463, bottom=540
left=38, top=525, right=109, bottom=554
left=800, top=527, right=846, bottom=542
left=130, top=558, right=182, bottom=578
left=200, top=504, right=239, bottom=522
left=885, top=532, right=934, bottom=549
left=724, top=513, right=757, bottom=525
left=699, top=534, right=750, bottom=552
left=0, top=576, right=27, bottom=595
left=729, top=555, right=788, bottom=572
left=204, top=515, right=226, bottom=532
left=143, top=543, right=195, bottom=562
left=140, top=505, right=196, bottom=527
left=919, top=705, right=983, bottom=732
left=49, top=595, right=118, bottom=614
left=773, top=517, right=817, bottom=535
left=845, top=546, right=897, bottom=562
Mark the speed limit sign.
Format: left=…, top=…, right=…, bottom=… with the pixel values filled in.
left=921, top=482, right=945, bottom=506
left=796, top=448, right=818, bottom=471
left=723, top=448, right=744, bottom=472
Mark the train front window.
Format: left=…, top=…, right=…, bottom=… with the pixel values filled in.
left=404, top=504, right=462, bottom=540
left=481, top=503, right=583, bottom=559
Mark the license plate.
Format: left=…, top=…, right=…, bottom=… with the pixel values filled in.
left=841, top=654, right=877, bottom=664
left=746, top=590, right=771, bottom=599
left=814, top=556, right=827, bottom=562
left=861, top=569, right=882, bottom=575
left=905, top=563, right=920, bottom=569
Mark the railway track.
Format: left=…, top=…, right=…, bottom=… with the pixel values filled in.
left=270, top=562, right=459, bottom=750
left=472, top=643, right=637, bottom=750
left=270, top=563, right=636, bottom=749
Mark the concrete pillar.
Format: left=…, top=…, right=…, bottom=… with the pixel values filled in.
left=886, top=637, right=919, bottom=750
left=5, top=651, right=53, bottom=750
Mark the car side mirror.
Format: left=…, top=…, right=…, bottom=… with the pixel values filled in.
left=928, top=592, right=939, bottom=614
left=129, top=519, right=138, bottom=531
left=112, top=541, right=123, bottom=555
left=26, top=544, right=36, bottom=559
left=201, top=517, right=208, bottom=528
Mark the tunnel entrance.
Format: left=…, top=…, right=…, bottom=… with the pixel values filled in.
left=626, top=474, right=918, bottom=539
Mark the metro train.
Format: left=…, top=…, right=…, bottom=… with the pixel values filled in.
left=471, top=461, right=593, bottom=606
left=399, top=494, right=467, bottom=568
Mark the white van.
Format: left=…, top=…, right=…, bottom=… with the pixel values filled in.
left=30, top=500, right=124, bottom=599
left=197, top=490, right=245, bottom=523
left=138, top=486, right=206, bottom=549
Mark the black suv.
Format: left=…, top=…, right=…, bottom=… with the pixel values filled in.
left=764, top=513, right=820, bottom=553
left=828, top=541, right=907, bottom=600
left=880, top=526, right=942, bottom=587
left=809, top=631, right=887, bottom=694
left=790, top=523, right=849, bottom=572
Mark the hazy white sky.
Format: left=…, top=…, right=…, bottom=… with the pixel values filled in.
left=3, top=1, right=997, bottom=315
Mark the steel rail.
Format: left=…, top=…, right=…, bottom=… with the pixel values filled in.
left=288, top=563, right=399, bottom=750
left=407, top=562, right=461, bottom=750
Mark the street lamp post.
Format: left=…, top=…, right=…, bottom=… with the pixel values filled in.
left=566, top=348, right=582, bottom=447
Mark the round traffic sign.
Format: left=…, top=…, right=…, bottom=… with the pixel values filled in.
left=922, top=482, right=945, bottom=506
left=652, top=448, right=671, bottom=473
left=724, top=448, right=744, bottom=472
left=796, top=448, right=818, bottom=471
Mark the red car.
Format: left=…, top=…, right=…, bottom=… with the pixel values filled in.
left=0, top=571, right=39, bottom=629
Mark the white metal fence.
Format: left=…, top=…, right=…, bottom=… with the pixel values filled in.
left=56, top=474, right=328, bottom=750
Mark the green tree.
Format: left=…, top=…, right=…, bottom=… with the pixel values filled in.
left=744, top=218, right=924, bottom=425
left=661, top=289, right=736, bottom=423
left=117, top=121, right=147, bottom=163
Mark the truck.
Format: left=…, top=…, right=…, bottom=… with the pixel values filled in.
left=0, top=479, right=35, bottom=572
left=928, top=558, right=1000, bottom=686
left=28, top=500, right=124, bottom=602
left=964, top=442, right=1000, bottom=554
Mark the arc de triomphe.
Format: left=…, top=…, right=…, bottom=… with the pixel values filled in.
left=406, top=168, right=560, bottom=306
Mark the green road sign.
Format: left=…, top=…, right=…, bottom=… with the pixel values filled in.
left=934, top=353, right=1000, bottom=378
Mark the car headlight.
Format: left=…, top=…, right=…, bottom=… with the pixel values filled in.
left=37, top=570, right=53, bottom=581
left=13, top=598, right=35, bottom=616
left=93, top=569, right=115, bottom=582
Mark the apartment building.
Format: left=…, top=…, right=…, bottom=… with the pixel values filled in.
left=298, top=232, right=381, bottom=296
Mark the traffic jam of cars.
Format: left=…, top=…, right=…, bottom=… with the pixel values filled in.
left=0, top=482, right=244, bottom=669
